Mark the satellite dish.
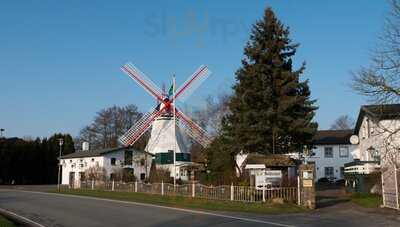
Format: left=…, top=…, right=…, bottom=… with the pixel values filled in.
left=350, top=135, right=359, bottom=145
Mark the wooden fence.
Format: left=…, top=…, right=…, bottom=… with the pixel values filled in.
left=77, top=180, right=298, bottom=203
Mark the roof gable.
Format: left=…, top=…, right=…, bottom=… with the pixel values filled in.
left=313, top=130, right=353, bottom=145
left=354, top=104, right=400, bottom=134
left=60, top=147, right=149, bottom=159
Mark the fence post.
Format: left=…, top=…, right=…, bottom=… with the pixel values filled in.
left=395, top=166, right=399, bottom=209
left=112, top=180, right=115, bottom=191
left=192, top=182, right=195, bottom=198
left=161, top=181, right=164, bottom=196
left=262, top=185, right=266, bottom=202
left=91, top=180, right=94, bottom=190
left=297, top=175, right=301, bottom=206
left=381, top=171, right=386, bottom=207
left=135, top=181, right=138, bottom=193
left=230, top=183, right=234, bottom=201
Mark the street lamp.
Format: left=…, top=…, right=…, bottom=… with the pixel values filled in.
left=0, top=128, right=4, bottom=138
left=57, top=138, right=64, bottom=191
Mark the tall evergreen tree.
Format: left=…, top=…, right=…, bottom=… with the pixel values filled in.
left=225, top=7, right=318, bottom=154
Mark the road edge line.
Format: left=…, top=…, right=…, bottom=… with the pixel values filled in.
left=0, top=207, right=45, bottom=227
left=0, top=189, right=296, bottom=227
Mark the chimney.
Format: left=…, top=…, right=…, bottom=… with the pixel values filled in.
left=82, top=142, right=90, bottom=151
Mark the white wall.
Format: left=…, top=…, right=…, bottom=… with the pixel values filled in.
left=357, top=117, right=400, bottom=166
left=61, top=150, right=151, bottom=186
left=61, top=156, right=104, bottom=185
left=308, top=144, right=357, bottom=181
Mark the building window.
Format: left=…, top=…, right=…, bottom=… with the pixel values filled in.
left=91, top=158, right=95, bottom=162
left=79, top=172, right=85, bottom=181
left=140, top=173, right=145, bottom=180
left=372, top=150, right=381, bottom=163
left=324, top=147, right=333, bottom=158
left=125, top=150, right=133, bottom=165
left=111, top=158, right=116, bottom=166
left=325, top=167, right=334, bottom=179
left=339, top=146, right=349, bottom=157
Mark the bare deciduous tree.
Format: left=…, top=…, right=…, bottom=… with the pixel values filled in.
left=352, top=0, right=400, bottom=104
left=330, top=115, right=355, bottom=130
left=352, top=0, right=400, bottom=169
left=76, top=105, right=143, bottom=149
left=192, top=93, right=230, bottom=135
left=85, top=166, right=107, bottom=182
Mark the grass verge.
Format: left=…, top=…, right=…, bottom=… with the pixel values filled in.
left=52, top=189, right=306, bottom=214
left=0, top=215, right=16, bottom=227
left=350, top=193, right=382, bottom=208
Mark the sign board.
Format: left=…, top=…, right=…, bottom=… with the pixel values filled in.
left=255, top=170, right=282, bottom=188
left=265, top=170, right=282, bottom=179
left=303, top=179, right=313, bottom=187
left=302, top=171, right=313, bottom=180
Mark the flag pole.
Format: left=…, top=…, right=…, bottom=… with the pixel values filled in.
left=173, top=74, right=176, bottom=187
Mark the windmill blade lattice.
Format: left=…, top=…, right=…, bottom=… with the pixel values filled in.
left=173, top=65, right=211, bottom=102
left=175, top=108, right=212, bottom=147
left=121, top=63, right=164, bottom=102
left=119, top=106, right=166, bottom=146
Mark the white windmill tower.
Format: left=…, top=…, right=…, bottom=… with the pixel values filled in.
left=118, top=63, right=212, bottom=183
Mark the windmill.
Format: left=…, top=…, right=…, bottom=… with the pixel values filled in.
left=118, top=63, right=212, bottom=181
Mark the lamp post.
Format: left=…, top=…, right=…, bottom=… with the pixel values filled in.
left=57, top=138, right=64, bottom=191
left=0, top=128, right=4, bottom=138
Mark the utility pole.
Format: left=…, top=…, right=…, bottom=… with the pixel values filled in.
left=173, top=75, right=177, bottom=187
left=57, top=138, right=64, bottom=191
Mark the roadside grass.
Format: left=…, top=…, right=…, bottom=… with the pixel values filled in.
left=52, top=189, right=306, bottom=214
left=350, top=193, right=382, bottom=208
left=0, top=215, right=16, bottom=227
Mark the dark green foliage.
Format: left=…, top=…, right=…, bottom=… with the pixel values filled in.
left=225, top=7, right=317, bottom=154
left=205, top=7, right=318, bottom=184
left=204, top=134, right=237, bottom=185
left=0, top=133, right=75, bottom=184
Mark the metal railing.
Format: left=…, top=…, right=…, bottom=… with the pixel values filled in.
left=77, top=180, right=298, bottom=203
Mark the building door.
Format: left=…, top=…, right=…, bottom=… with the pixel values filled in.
left=69, top=172, right=75, bottom=188
left=382, top=166, right=400, bottom=209
left=324, top=167, right=334, bottom=181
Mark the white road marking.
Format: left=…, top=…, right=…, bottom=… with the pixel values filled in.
left=0, top=189, right=296, bottom=227
left=0, top=207, right=45, bottom=227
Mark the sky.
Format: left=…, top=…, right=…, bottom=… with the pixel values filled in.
left=0, top=0, right=390, bottom=138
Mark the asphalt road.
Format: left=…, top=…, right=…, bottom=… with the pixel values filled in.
left=0, top=189, right=399, bottom=227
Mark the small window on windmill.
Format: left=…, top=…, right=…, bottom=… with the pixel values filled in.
left=91, top=158, right=95, bottom=162
left=111, top=158, right=116, bottom=166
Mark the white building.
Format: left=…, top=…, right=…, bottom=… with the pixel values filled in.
left=345, top=104, right=400, bottom=208
left=307, top=130, right=357, bottom=182
left=60, top=146, right=152, bottom=187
